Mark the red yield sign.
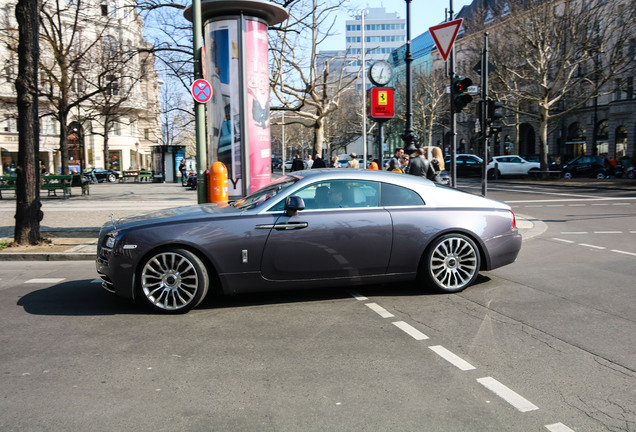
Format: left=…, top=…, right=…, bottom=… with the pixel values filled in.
left=429, top=19, right=463, bottom=62
left=191, top=79, right=213, bottom=103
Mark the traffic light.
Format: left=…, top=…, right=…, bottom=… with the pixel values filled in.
left=486, top=99, right=504, bottom=124
left=452, top=76, right=473, bottom=113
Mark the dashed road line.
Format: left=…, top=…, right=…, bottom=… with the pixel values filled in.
left=611, top=249, right=636, bottom=257
left=350, top=292, right=368, bottom=301
left=477, top=376, right=539, bottom=412
left=429, top=345, right=476, bottom=371
left=25, top=278, right=65, bottom=284
left=579, top=243, right=606, bottom=250
left=553, top=238, right=575, bottom=244
left=365, top=302, right=394, bottom=318
left=392, top=321, right=429, bottom=340
left=545, top=423, right=576, bottom=432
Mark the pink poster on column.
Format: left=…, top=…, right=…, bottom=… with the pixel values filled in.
left=245, top=19, right=271, bottom=193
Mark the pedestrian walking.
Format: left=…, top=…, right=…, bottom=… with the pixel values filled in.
left=291, top=154, right=305, bottom=171
left=387, top=147, right=404, bottom=171
left=347, top=153, right=359, bottom=168
left=406, top=147, right=441, bottom=183
left=312, top=154, right=327, bottom=168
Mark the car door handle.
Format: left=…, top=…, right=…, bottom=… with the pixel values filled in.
left=255, top=222, right=308, bottom=230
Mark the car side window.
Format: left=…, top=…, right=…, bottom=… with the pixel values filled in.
left=270, top=180, right=380, bottom=211
left=380, top=183, right=425, bottom=207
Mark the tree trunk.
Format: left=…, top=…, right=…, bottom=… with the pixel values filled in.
left=313, top=118, right=324, bottom=156
left=538, top=105, right=550, bottom=172
left=14, top=0, right=43, bottom=244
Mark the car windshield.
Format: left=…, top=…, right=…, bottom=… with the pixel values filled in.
left=232, top=177, right=298, bottom=210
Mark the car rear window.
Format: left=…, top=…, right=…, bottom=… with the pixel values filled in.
left=380, top=183, right=425, bottom=207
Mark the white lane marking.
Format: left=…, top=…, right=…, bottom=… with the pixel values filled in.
left=568, top=204, right=586, bottom=206
left=579, top=243, right=606, bottom=250
left=545, top=423, right=575, bottom=432
left=594, top=231, right=622, bottom=234
left=591, top=203, right=609, bottom=206
left=350, top=292, right=368, bottom=301
left=613, top=203, right=631, bottom=206
left=477, top=377, right=539, bottom=412
left=365, top=303, right=394, bottom=318
left=631, top=231, right=636, bottom=234
left=392, top=321, right=429, bottom=340
left=429, top=345, right=476, bottom=371
left=546, top=205, right=564, bottom=207
left=25, top=278, right=65, bottom=284
left=561, top=231, right=588, bottom=234
left=553, top=238, right=575, bottom=244
left=611, top=249, right=636, bottom=257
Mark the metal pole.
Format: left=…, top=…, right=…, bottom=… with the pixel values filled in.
left=361, top=10, right=367, bottom=167
left=281, top=110, right=286, bottom=175
left=192, top=0, right=207, bottom=203
left=449, top=0, right=456, bottom=188
left=481, top=32, right=488, bottom=196
left=401, top=0, right=417, bottom=154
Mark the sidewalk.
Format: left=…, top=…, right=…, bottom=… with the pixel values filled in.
left=1, top=176, right=634, bottom=261
left=0, top=181, right=197, bottom=260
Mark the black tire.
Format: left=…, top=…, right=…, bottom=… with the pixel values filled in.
left=627, top=170, right=635, bottom=180
left=487, top=169, right=499, bottom=180
left=421, top=233, right=481, bottom=293
left=594, top=171, right=606, bottom=180
left=138, top=248, right=209, bottom=313
left=563, top=171, right=573, bottom=179
left=107, top=173, right=117, bottom=182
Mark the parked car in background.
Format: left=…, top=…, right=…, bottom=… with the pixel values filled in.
left=520, top=154, right=559, bottom=171
left=84, top=168, right=119, bottom=183
left=444, top=154, right=484, bottom=177
left=97, top=169, right=522, bottom=313
left=271, top=158, right=282, bottom=171
left=561, top=155, right=607, bottom=179
left=486, top=155, right=540, bottom=178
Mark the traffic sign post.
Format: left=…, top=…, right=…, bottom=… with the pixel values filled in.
left=191, top=79, right=213, bottom=104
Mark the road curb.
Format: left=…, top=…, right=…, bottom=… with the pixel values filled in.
left=0, top=252, right=95, bottom=261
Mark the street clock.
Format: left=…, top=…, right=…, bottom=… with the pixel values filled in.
left=368, top=61, right=393, bottom=86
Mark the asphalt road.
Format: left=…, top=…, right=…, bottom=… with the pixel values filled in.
left=0, top=179, right=634, bottom=431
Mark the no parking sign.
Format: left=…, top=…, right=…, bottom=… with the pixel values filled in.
left=191, top=79, right=213, bottom=103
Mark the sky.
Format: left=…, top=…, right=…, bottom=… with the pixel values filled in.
left=322, top=0, right=474, bottom=51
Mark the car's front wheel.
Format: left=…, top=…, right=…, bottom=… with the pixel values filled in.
left=594, top=171, right=606, bottom=180
left=139, top=249, right=209, bottom=313
left=563, top=171, right=573, bottom=179
left=107, top=173, right=117, bottom=182
left=421, top=234, right=480, bottom=293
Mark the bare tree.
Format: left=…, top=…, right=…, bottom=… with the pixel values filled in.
left=484, top=0, right=635, bottom=170
left=269, top=0, right=358, bottom=156
left=412, top=67, right=449, bottom=147
left=13, top=0, right=42, bottom=244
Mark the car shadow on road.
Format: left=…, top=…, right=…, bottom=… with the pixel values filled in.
left=17, top=275, right=492, bottom=316
left=17, top=280, right=147, bottom=316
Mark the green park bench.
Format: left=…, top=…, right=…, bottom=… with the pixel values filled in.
left=0, top=175, right=17, bottom=199
left=120, top=170, right=139, bottom=182
left=138, top=170, right=153, bottom=181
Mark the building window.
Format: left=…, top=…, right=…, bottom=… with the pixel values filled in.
left=106, top=75, right=119, bottom=96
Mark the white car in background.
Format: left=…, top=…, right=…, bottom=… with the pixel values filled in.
left=486, top=155, right=540, bottom=178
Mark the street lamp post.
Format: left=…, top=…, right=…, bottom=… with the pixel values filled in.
left=401, top=0, right=418, bottom=154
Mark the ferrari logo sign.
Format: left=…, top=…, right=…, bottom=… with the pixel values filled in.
left=367, top=87, right=394, bottom=120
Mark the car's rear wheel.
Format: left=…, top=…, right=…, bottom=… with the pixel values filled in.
left=139, top=249, right=209, bottom=313
left=487, top=169, right=500, bottom=180
left=422, top=234, right=480, bottom=293
left=107, top=173, right=117, bottom=182
left=595, top=171, right=606, bottom=180
left=628, top=170, right=635, bottom=179
left=563, top=171, right=573, bottom=179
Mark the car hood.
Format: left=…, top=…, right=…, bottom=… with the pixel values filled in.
left=102, top=202, right=240, bottom=231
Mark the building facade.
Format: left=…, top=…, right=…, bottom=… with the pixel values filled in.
left=0, top=0, right=161, bottom=176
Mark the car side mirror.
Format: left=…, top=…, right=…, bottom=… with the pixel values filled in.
left=285, top=196, right=305, bottom=216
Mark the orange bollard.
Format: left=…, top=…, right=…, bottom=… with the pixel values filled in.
left=207, top=161, right=228, bottom=203
left=368, top=161, right=379, bottom=170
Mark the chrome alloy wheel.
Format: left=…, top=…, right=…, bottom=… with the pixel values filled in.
left=140, top=249, right=208, bottom=313
left=425, top=234, right=480, bottom=293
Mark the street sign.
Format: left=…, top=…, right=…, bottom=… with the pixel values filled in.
left=429, top=19, right=463, bottom=62
left=191, top=79, right=212, bottom=104
left=367, top=87, right=394, bottom=119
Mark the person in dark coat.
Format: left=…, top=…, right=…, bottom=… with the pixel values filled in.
left=312, top=154, right=327, bottom=168
left=291, top=154, right=305, bottom=171
left=406, top=147, right=441, bottom=183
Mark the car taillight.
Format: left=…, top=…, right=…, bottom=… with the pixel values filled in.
left=510, top=211, right=517, bottom=229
